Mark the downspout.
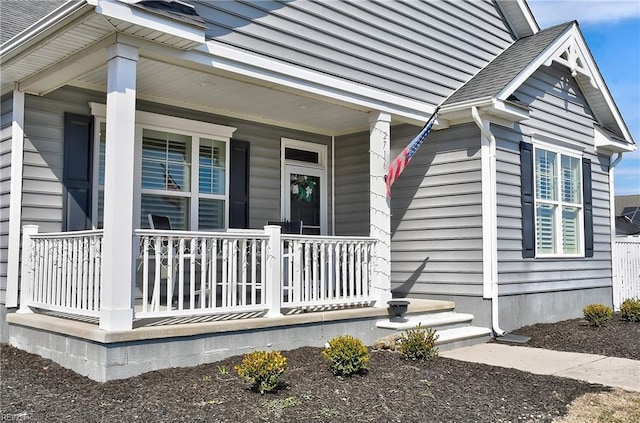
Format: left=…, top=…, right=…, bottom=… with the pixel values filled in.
left=472, top=106, right=505, bottom=336
left=609, top=152, right=623, bottom=309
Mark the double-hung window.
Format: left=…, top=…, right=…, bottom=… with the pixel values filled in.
left=91, top=104, right=236, bottom=231
left=534, top=146, right=583, bottom=256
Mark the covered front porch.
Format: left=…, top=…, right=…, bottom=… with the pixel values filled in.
left=0, top=3, right=443, bottom=330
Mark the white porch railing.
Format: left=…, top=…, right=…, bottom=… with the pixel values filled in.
left=282, top=235, right=375, bottom=309
left=134, top=229, right=376, bottom=317
left=20, top=227, right=103, bottom=317
left=135, top=229, right=270, bottom=318
left=613, top=237, right=640, bottom=310
left=20, top=225, right=377, bottom=321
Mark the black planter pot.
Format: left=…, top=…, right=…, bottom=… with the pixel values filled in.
left=387, top=300, right=410, bottom=321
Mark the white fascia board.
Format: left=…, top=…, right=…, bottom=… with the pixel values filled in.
left=594, top=125, right=637, bottom=154
left=496, top=0, right=539, bottom=38
left=197, top=42, right=435, bottom=122
left=94, top=0, right=204, bottom=45
left=438, top=98, right=528, bottom=127
left=570, top=27, right=635, bottom=143
left=496, top=25, right=574, bottom=103
left=0, top=1, right=93, bottom=63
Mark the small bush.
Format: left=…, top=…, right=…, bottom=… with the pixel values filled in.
left=322, top=335, right=369, bottom=376
left=620, top=298, right=640, bottom=322
left=398, top=324, right=439, bottom=362
left=235, top=350, right=287, bottom=393
left=583, top=304, right=613, bottom=327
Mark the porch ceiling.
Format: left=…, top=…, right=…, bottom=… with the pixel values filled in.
left=1, top=5, right=375, bottom=136
left=72, top=57, right=373, bottom=136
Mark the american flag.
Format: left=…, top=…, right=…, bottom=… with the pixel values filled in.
left=386, top=112, right=437, bottom=197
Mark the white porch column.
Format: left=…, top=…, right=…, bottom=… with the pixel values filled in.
left=6, top=88, right=25, bottom=307
left=99, top=43, right=138, bottom=331
left=369, top=111, right=392, bottom=307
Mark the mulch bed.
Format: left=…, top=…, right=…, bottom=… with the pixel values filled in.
left=1, top=338, right=613, bottom=423
left=510, top=312, right=640, bottom=360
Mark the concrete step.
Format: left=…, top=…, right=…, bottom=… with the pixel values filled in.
left=375, top=311, right=492, bottom=351
left=376, top=311, right=474, bottom=330
left=436, top=326, right=492, bottom=344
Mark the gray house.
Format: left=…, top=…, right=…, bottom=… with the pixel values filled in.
left=1, top=0, right=635, bottom=381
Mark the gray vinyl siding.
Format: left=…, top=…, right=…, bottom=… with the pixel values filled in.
left=0, top=94, right=13, bottom=303
left=22, top=87, right=333, bottom=233
left=334, top=131, right=369, bottom=236
left=21, top=89, right=103, bottom=233
left=390, top=123, right=483, bottom=297
left=495, top=64, right=612, bottom=296
left=194, top=0, right=514, bottom=106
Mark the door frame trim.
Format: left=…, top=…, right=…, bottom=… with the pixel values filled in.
left=280, top=138, right=327, bottom=235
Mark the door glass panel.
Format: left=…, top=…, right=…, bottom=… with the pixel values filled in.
left=290, top=173, right=321, bottom=235
left=285, top=147, right=319, bottom=164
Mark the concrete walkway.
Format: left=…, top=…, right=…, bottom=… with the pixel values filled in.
left=441, top=343, right=640, bottom=393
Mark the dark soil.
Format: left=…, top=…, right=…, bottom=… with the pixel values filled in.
left=1, top=327, right=620, bottom=423
left=510, top=313, right=640, bottom=360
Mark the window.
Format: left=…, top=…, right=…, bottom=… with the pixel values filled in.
left=91, top=105, right=236, bottom=231
left=534, top=146, right=583, bottom=256
left=140, top=129, right=192, bottom=230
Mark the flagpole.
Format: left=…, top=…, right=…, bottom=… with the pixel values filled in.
left=385, top=105, right=441, bottom=198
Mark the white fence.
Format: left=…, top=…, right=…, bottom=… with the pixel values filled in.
left=20, top=225, right=376, bottom=320
left=613, top=237, right=640, bottom=310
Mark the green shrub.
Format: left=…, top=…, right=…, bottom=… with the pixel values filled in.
left=620, top=298, right=640, bottom=322
left=583, top=304, right=613, bottom=327
left=322, top=335, right=370, bottom=376
left=398, top=324, right=439, bottom=362
left=235, top=350, right=287, bottom=393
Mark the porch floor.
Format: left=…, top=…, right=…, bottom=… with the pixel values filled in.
left=7, top=299, right=454, bottom=344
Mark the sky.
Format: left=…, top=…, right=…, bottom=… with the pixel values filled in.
left=528, top=0, right=640, bottom=196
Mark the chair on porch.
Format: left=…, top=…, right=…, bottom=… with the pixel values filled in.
left=147, top=214, right=179, bottom=310
left=148, top=214, right=172, bottom=230
left=267, top=220, right=303, bottom=234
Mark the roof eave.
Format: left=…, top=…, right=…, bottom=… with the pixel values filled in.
left=495, top=0, right=539, bottom=38
left=93, top=0, right=206, bottom=49
left=594, top=125, right=637, bottom=154
left=437, top=98, right=529, bottom=129
left=0, top=1, right=93, bottom=63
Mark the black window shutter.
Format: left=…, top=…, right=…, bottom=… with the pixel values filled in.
left=520, top=141, right=535, bottom=258
left=63, top=113, right=93, bottom=231
left=583, top=158, right=594, bottom=257
left=229, top=139, right=250, bottom=229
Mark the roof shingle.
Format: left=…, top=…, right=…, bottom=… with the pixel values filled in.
left=443, top=22, right=574, bottom=106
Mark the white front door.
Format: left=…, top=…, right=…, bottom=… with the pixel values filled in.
left=284, top=164, right=326, bottom=235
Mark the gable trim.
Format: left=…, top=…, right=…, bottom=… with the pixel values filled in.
left=496, top=23, right=634, bottom=144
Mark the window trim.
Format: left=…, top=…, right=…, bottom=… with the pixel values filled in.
left=532, top=139, right=585, bottom=258
left=90, top=103, right=236, bottom=230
